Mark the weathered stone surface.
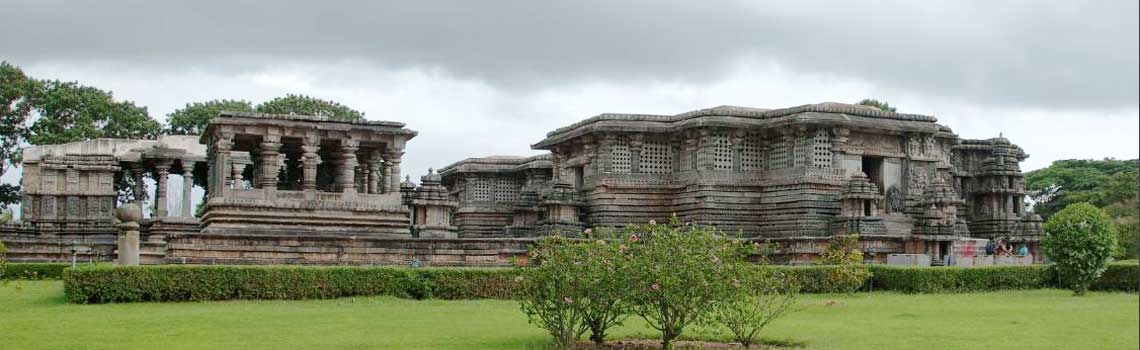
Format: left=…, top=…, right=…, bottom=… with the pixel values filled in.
left=2, top=103, right=1045, bottom=266
left=445, top=102, right=1044, bottom=262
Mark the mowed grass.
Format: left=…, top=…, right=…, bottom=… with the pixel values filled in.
left=1, top=281, right=1136, bottom=350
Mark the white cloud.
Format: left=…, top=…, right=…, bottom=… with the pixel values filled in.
left=14, top=57, right=1135, bottom=184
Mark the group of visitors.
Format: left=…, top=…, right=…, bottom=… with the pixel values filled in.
left=984, top=238, right=1029, bottom=256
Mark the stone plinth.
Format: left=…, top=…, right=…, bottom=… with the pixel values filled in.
left=886, top=253, right=932, bottom=266
left=165, top=233, right=532, bottom=266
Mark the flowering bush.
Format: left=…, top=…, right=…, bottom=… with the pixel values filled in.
left=710, top=268, right=799, bottom=348
left=621, top=218, right=751, bottom=350
left=1043, top=202, right=1118, bottom=296
left=517, top=236, right=590, bottom=349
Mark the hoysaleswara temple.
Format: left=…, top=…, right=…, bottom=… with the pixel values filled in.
left=0, top=102, right=1043, bottom=266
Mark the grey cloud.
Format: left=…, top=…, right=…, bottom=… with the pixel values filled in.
left=1, top=0, right=1136, bottom=109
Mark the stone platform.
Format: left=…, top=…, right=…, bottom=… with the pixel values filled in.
left=165, top=231, right=531, bottom=266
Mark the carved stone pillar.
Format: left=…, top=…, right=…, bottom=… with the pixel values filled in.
left=259, top=137, right=282, bottom=190
left=207, top=133, right=234, bottom=198
left=382, top=158, right=393, bottom=194
left=339, top=139, right=359, bottom=194
left=231, top=162, right=247, bottom=189
left=368, top=150, right=382, bottom=194
left=181, top=160, right=195, bottom=218
left=129, top=163, right=147, bottom=204
left=833, top=127, right=849, bottom=171
left=697, top=129, right=712, bottom=170
left=731, top=130, right=745, bottom=171
left=301, top=138, right=321, bottom=191
left=384, top=149, right=404, bottom=193
left=628, top=134, right=643, bottom=174
left=154, top=160, right=172, bottom=218
left=550, top=150, right=564, bottom=183
left=599, top=134, right=615, bottom=173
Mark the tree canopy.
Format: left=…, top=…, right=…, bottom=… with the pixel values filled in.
left=254, top=94, right=364, bottom=121
left=1026, top=159, right=1139, bottom=218
left=0, top=62, right=33, bottom=204
left=856, top=98, right=897, bottom=112
left=24, top=80, right=160, bottom=145
left=165, top=99, right=254, bottom=135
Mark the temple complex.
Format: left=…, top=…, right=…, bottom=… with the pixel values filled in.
left=451, top=102, right=1044, bottom=264
left=0, top=102, right=1043, bottom=266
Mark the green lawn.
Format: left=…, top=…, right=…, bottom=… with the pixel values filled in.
left=1, top=281, right=1136, bottom=350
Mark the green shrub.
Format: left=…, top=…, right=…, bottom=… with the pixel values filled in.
left=710, top=267, right=798, bottom=348
left=516, top=237, right=591, bottom=350
left=622, top=220, right=748, bottom=350
left=0, top=241, right=6, bottom=280
left=4, top=263, right=73, bottom=280
left=868, top=265, right=1053, bottom=293
left=1043, top=202, right=1118, bottom=295
left=1113, top=219, right=1138, bottom=260
left=761, top=265, right=871, bottom=293
left=417, top=268, right=518, bottom=300
left=575, top=232, right=630, bottom=345
left=1089, top=262, right=1139, bottom=292
left=817, top=234, right=871, bottom=294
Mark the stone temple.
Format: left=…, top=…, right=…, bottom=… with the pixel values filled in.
left=1, top=102, right=1043, bottom=265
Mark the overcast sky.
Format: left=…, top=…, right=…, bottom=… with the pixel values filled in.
left=2, top=0, right=1138, bottom=187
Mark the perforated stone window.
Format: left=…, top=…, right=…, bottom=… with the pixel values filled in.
left=471, top=177, right=493, bottom=201
left=813, top=129, right=832, bottom=168
left=794, top=133, right=811, bottom=167
left=640, top=140, right=673, bottom=174
left=610, top=137, right=632, bottom=174
left=495, top=177, right=521, bottom=202
left=711, top=132, right=733, bottom=170
left=769, top=137, right=790, bottom=170
left=740, top=132, right=763, bottom=171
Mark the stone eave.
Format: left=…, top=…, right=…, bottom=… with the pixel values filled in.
left=438, top=154, right=552, bottom=177
left=531, top=110, right=943, bottom=150
left=202, top=112, right=418, bottom=144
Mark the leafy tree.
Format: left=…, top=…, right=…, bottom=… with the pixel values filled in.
left=710, top=268, right=798, bottom=348
left=856, top=98, right=897, bottom=112
left=622, top=218, right=747, bottom=350
left=166, top=99, right=254, bottom=135
left=254, top=94, right=364, bottom=121
left=25, top=80, right=160, bottom=145
left=1026, top=159, right=1139, bottom=219
left=1042, top=203, right=1117, bottom=296
left=0, top=62, right=34, bottom=206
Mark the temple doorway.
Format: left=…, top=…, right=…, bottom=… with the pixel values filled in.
left=862, top=156, right=885, bottom=194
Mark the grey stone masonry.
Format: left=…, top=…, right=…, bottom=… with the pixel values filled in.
left=444, top=102, right=1044, bottom=263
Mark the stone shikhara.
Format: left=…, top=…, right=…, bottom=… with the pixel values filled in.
left=0, top=102, right=1042, bottom=266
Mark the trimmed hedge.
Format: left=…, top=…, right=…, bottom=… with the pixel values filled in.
left=63, top=265, right=520, bottom=304
left=418, top=268, right=519, bottom=299
left=60, top=262, right=1138, bottom=304
left=4, top=263, right=74, bottom=280
left=1089, top=262, right=1139, bottom=292
left=868, top=265, right=1053, bottom=293
left=761, top=265, right=870, bottom=293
